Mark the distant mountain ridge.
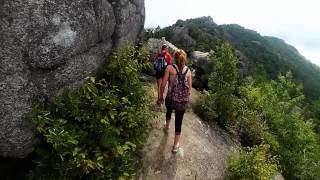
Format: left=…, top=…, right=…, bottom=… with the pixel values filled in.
left=144, top=16, right=320, bottom=100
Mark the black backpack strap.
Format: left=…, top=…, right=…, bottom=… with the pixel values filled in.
left=173, top=65, right=189, bottom=75
left=173, top=64, right=179, bottom=73
left=183, top=67, right=189, bottom=76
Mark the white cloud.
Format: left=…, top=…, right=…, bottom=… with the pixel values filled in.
left=145, top=0, right=320, bottom=66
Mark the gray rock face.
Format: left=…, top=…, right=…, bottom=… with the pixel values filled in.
left=189, top=51, right=213, bottom=89
left=110, top=0, right=145, bottom=47
left=189, top=51, right=213, bottom=74
left=190, top=50, right=249, bottom=76
left=189, top=49, right=249, bottom=89
left=235, top=50, right=250, bottom=77
left=171, top=26, right=197, bottom=48
left=146, top=38, right=178, bottom=58
left=270, top=173, right=285, bottom=180
left=0, top=0, right=145, bottom=158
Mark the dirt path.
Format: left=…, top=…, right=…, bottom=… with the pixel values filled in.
left=137, top=110, right=236, bottom=180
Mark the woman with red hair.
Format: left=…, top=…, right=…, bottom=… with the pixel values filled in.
left=158, top=49, right=192, bottom=153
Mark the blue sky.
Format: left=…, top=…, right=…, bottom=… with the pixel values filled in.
left=145, top=0, right=320, bottom=66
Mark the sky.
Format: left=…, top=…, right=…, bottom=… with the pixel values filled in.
left=145, top=0, right=320, bottom=66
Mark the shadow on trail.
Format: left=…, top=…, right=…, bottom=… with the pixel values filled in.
left=154, top=131, right=169, bottom=171
left=154, top=131, right=178, bottom=180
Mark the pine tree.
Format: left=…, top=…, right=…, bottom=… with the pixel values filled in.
left=208, top=43, right=239, bottom=126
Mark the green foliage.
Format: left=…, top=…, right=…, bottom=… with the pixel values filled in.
left=228, top=144, right=279, bottom=180
left=251, top=73, right=320, bottom=179
left=219, top=24, right=320, bottom=101
left=195, top=43, right=240, bottom=127
left=182, top=17, right=222, bottom=52
left=236, top=73, right=320, bottom=179
left=144, top=17, right=222, bottom=53
left=193, top=91, right=217, bottom=123
left=196, top=51, right=320, bottom=179
left=310, top=98, right=320, bottom=133
left=27, top=46, right=153, bottom=179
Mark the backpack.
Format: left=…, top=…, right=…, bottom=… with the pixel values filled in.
left=154, top=53, right=167, bottom=72
left=171, top=64, right=190, bottom=111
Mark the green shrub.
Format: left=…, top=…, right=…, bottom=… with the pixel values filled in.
left=193, top=91, right=218, bottom=124
left=235, top=78, right=267, bottom=146
left=239, top=73, right=320, bottom=179
left=254, top=73, right=320, bottom=179
left=228, top=144, right=279, bottom=180
left=208, top=43, right=240, bottom=126
left=196, top=53, right=320, bottom=179
left=194, top=43, right=241, bottom=128
left=27, top=45, right=153, bottom=179
left=310, top=98, right=320, bottom=133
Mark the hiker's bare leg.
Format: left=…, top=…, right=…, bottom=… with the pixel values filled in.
left=156, top=78, right=162, bottom=101
left=165, top=120, right=170, bottom=128
left=174, top=134, right=181, bottom=146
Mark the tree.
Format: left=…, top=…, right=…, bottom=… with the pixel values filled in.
left=207, top=43, right=240, bottom=126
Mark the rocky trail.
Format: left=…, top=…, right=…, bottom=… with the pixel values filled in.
left=137, top=111, right=236, bottom=180
left=136, top=86, right=237, bottom=180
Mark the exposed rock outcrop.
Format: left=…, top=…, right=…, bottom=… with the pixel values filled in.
left=171, top=26, right=197, bottom=48
left=189, top=49, right=249, bottom=89
left=146, top=38, right=178, bottom=59
left=189, top=51, right=213, bottom=74
left=189, top=51, right=213, bottom=89
left=0, top=0, right=145, bottom=158
left=190, top=50, right=249, bottom=77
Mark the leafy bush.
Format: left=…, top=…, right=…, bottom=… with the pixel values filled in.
left=228, top=144, right=279, bottom=180
left=27, top=46, right=153, bottom=179
left=310, top=98, right=320, bottom=133
left=195, top=44, right=320, bottom=179
left=194, top=43, right=240, bottom=127
left=193, top=91, right=217, bottom=123
left=208, top=43, right=240, bottom=126
left=253, top=73, right=320, bottom=179
left=235, top=78, right=267, bottom=146
left=237, top=73, right=320, bottom=179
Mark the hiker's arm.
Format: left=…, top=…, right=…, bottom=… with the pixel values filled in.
left=188, top=71, right=192, bottom=93
left=160, top=67, right=170, bottom=102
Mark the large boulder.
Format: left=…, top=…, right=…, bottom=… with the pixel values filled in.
left=171, top=26, right=197, bottom=48
left=189, top=49, right=249, bottom=89
left=146, top=38, right=178, bottom=58
left=189, top=51, right=213, bottom=89
left=189, top=51, right=213, bottom=74
left=0, top=0, right=145, bottom=158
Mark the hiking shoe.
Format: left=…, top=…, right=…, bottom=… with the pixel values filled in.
left=172, top=145, right=180, bottom=153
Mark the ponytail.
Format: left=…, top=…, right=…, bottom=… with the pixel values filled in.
left=174, top=49, right=187, bottom=70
